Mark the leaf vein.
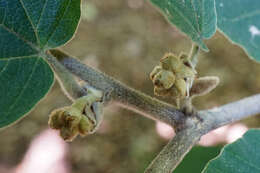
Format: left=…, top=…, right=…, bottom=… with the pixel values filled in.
left=0, top=60, right=9, bottom=76
left=44, top=0, right=71, bottom=48
left=230, top=10, right=260, bottom=22
left=191, top=0, right=202, bottom=37
left=36, top=0, right=48, bottom=29
left=169, top=1, right=200, bottom=39
left=0, top=54, right=38, bottom=61
left=4, top=57, right=40, bottom=119
left=18, top=0, right=40, bottom=44
left=0, top=24, right=38, bottom=52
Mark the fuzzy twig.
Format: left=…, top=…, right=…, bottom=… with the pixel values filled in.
left=44, top=52, right=86, bottom=101
left=189, top=44, right=200, bottom=68
left=145, top=94, right=260, bottom=173
left=49, top=49, right=186, bottom=129
left=48, top=49, right=260, bottom=173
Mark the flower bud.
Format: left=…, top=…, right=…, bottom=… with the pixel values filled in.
left=152, top=69, right=175, bottom=89
left=48, top=87, right=104, bottom=141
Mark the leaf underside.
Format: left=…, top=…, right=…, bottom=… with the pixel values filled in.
left=149, top=0, right=217, bottom=51
left=0, top=0, right=80, bottom=128
left=216, top=0, right=260, bottom=62
left=203, top=129, right=260, bottom=173
left=0, top=57, right=53, bottom=127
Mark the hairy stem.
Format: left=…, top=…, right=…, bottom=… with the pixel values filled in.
left=48, top=49, right=260, bottom=173
left=201, top=94, right=260, bottom=130
left=49, top=49, right=186, bottom=128
left=44, top=52, right=86, bottom=101
left=145, top=119, right=202, bottom=173
left=189, top=44, right=200, bottom=68
left=146, top=94, right=260, bottom=173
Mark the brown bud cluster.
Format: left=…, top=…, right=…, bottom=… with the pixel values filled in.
left=49, top=90, right=103, bottom=142
left=150, top=53, right=196, bottom=99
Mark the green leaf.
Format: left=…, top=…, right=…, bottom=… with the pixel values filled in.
left=174, top=146, right=222, bottom=173
left=149, top=0, right=217, bottom=51
left=216, top=0, right=260, bottom=62
left=203, top=129, right=260, bottom=173
left=0, top=57, right=54, bottom=128
left=0, top=0, right=81, bottom=128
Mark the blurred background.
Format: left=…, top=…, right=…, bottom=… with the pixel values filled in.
left=0, top=0, right=260, bottom=173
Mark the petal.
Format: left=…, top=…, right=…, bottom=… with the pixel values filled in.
left=150, top=65, right=162, bottom=80
left=153, top=70, right=175, bottom=89
left=160, top=53, right=181, bottom=71
left=174, top=78, right=187, bottom=97
left=176, top=64, right=195, bottom=78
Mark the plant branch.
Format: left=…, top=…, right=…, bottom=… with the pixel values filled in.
left=201, top=94, right=260, bottom=131
left=49, top=49, right=260, bottom=172
left=145, top=118, right=202, bottom=173
left=48, top=49, right=260, bottom=173
left=49, top=49, right=186, bottom=129
left=145, top=94, right=260, bottom=173
left=189, top=43, right=200, bottom=68
left=44, top=52, right=87, bottom=101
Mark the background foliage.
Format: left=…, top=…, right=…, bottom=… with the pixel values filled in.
left=0, top=0, right=260, bottom=172
left=216, top=0, right=260, bottom=62
left=203, top=130, right=260, bottom=173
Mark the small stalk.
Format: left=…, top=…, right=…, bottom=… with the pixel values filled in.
left=189, top=44, right=200, bottom=69
left=44, top=51, right=86, bottom=101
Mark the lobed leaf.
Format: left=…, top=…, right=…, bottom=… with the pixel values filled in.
left=203, top=129, right=260, bottom=173
left=0, top=57, right=53, bottom=127
left=149, top=0, right=217, bottom=51
left=0, top=0, right=81, bottom=128
left=216, top=0, right=260, bottom=62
